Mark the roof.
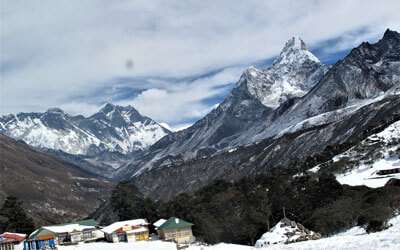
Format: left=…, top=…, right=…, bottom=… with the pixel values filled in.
left=73, top=219, right=98, bottom=227
left=158, top=217, right=193, bottom=230
left=0, top=233, right=27, bottom=242
left=30, top=219, right=98, bottom=238
left=153, top=219, right=167, bottom=228
left=101, top=219, right=148, bottom=234
left=42, top=224, right=95, bottom=233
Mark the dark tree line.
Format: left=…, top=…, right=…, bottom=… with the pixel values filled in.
left=100, top=171, right=400, bottom=245
left=0, top=196, right=35, bottom=234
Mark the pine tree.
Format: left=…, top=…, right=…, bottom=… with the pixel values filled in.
left=0, top=196, right=35, bottom=234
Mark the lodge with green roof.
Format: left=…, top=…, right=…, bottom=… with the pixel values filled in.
left=157, top=217, right=195, bottom=244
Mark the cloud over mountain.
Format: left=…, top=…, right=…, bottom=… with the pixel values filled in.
left=1, top=0, right=399, bottom=127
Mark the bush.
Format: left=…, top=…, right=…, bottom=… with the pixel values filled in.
left=366, top=219, right=387, bottom=233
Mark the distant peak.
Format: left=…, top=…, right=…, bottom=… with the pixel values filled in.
left=98, top=103, right=142, bottom=122
left=100, top=103, right=116, bottom=114
left=382, top=28, right=400, bottom=40
left=46, top=108, right=65, bottom=114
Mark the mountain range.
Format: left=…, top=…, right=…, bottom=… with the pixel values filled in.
left=129, top=29, right=400, bottom=200
left=0, top=103, right=170, bottom=178
left=0, top=104, right=170, bottom=155
left=1, top=29, right=399, bottom=202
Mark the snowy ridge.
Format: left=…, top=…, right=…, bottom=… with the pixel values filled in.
left=275, top=94, right=388, bottom=139
left=0, top=104, right=170, bottom=155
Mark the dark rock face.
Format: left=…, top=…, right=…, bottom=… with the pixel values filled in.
left=128, top=30, right=400, bottom=201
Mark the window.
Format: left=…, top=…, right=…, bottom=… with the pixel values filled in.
left=58, top=233, right=69, bottom=244
left=82, top=230, right=93, bottom=240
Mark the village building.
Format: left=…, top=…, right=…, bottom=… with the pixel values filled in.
left=0, top=233, right=26, bottom=250
left=157, top=217, right=195, bottom=244
left=29, top=219, right=102, bottom=245
left=23, top=239, right=57, bottom=250
left=102, top=219, right=149, bottom=243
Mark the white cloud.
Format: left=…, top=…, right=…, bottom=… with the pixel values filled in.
left=1, top=0, right=400, bottom=125
left=116, top=66, right=244, bottom=125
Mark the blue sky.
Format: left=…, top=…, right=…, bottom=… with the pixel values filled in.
left=1, top=0, right=400, bottom=130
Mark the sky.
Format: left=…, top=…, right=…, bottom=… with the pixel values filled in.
left=1, top=0, right=400, bottom=130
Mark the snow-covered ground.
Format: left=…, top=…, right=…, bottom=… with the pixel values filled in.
left=255, top=218, right=320, bottom=247
left=53, top=215, right=400, bottom=250
left=307, top=119, right=400, bottom=188
left=57, top=241, right=250, bottom=250
left=335, top=120, right=400, bottom=188
left=263, top=215, right=400, bottom=250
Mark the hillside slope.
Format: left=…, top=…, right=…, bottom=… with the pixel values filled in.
left=0, top=134, right=112, bottom=226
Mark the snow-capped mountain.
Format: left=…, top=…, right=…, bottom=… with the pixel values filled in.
left=260, top=29, right=400, bottom=136
left=246, top=37, right=327, bottom=109
left=128, top=29, right=400, bottom=200
left=0, top=103, right=170, bottom=156
left=147, top=37, right=328, bottom=163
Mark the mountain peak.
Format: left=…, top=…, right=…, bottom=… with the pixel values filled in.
left=383, top=28, right=400, bottom=40
left=99, top=103, right=140, bottom=115
left=283, top=37, right=308, bottom=51
left=273, top=37, right=320, bottom=66
left=100, top=103, right=117, bottom=114
left=46, top=107, right=65, bottom=114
